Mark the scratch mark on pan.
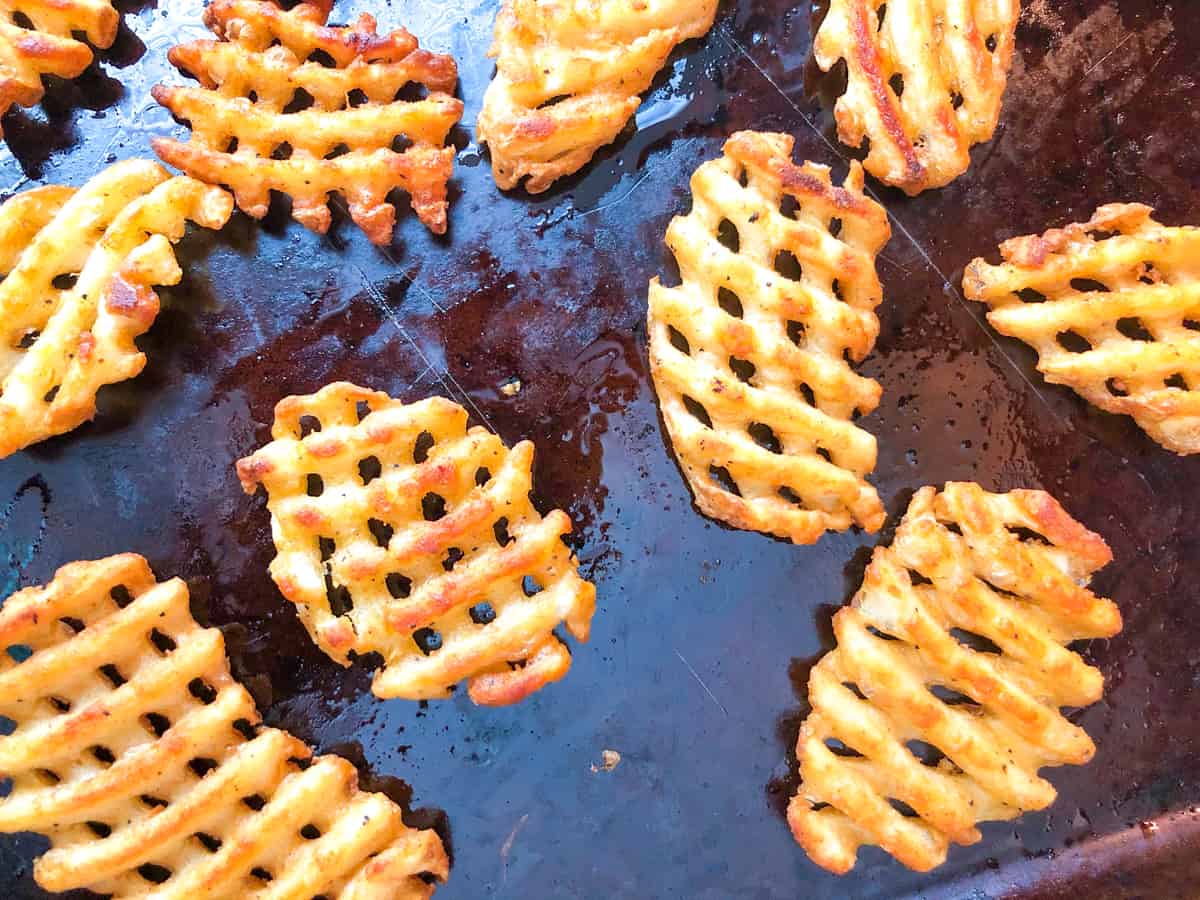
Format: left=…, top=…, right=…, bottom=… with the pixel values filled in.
left=1083, top=32, right=1136, bottom=77
left=874, top=205, right=1066, bottom=426
left=675, top=648, right=728, bottom=716
left=0, top=173, right=30, bottom=198
left=349, top=262, right=497, bottom=432
left=324, top=201, right=493, bottom=433
left=877, top=252, right=912, bottom=275
left=576, top=137, right=698, bottom=218
left=715, top=27, right=1067, bottom=426
left=1138, top=40, right=1172, bottom=82
left=325, top=204, right=502, bottom=431
left=499, top=812, right=530, bottom=884
left=326, top=194, right=446, bottom=312
left=405, top=361, right=439, bottom=391
left=377, top=241, right=446, bottom=314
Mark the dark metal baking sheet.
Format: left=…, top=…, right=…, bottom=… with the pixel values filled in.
left=1, top=0, right=1198, bottom=897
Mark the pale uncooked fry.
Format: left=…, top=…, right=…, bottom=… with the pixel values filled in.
left=789, top=483, right=1122, bottom=874
left=153, top=0, right=462, bottom=245
left=0, top=160, right=233, bottom=458
left=0, top=0, right=119, bottom=136
left=813, top=0, right=1019, bottom=194
left=237, top=382, right=597, bottom=705
left=476, top=0, right=718, bottom=193
left=0, top=553, right=448, bottom=898
left=647, top=131, right=889, bottom=544
left=964, top=203, right=1200, bottom=454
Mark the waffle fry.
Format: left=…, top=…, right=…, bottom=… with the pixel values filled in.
left=152, top=0, right=462, bottom=245
left=813, top=0, right=1019, bottom=194
left=476, top=0, right=718, bottom=193
left=964, top=204, right=1200, bottom=454
left=0, top=0, right=119, bottom=136
left=237, top=382, right=597, bottom=705
left=648, top=131, right=889, bottom=544
left=788, top=483, right=1121, bottom=874
left=0, top=159, right=233, bottom=458
left=0, top=553, right=448, bottom=898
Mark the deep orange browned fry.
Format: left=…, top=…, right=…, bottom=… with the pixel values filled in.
left=152, top=0, right=463, bottom=245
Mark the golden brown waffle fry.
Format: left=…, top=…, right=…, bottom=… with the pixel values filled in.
left=0, top=159, right=232, bottom=459
left=476, top=0, right=718, bottom=193
left=237, top=382, right=597, bottom=705
left=647, top=131, right=890, bottom=544
left=0, top=0, right=118, bottom=136
left=788, top=483, right=1121, bottom=874
left=0, top=553, right=448, bottom=898
left=813, top=0, right=1019, bottom=194
left=964, top=203, right=1200, bottom=454
left=152, top=0, right=462, bottom=245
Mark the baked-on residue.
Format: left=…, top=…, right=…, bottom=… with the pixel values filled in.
left=237, top=382, right=597, bottom=705
left=0, top=553, right=448, bottom=897
left=789, top=483, right=1121, bottom=873
left=648, top=131, right=890, bottom=544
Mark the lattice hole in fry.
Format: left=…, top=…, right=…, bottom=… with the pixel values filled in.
left=237, top=382, right=597, bottom=705
left=0, top=553, right=449, bottom=897
left=476, top=0, right=718, bottom=193
left=964, top=203, right=1200, bottom=454
left=787, top=483, right=1122, bottom=874
left=812, top=0, right=1019, bottom=193
left=0, top=160, right=233, bottom=459
left=647, top=131, right=890, bottom=544
left=152, top=0, right=464, bottom=245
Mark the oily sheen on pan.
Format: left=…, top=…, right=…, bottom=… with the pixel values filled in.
left=237, top=382, right=597, bottom=705
left=648, top=131, right=890, bottom=544
left=788, top=483, right=1122, bottom=874
left=0, top=553, right=448, bottom=898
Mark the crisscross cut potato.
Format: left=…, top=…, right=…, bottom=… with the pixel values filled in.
left=965, top=203, right=1200, bottom=454
left=789, top=483, right=1122, bottom=874
left=0, top=553, right=448, bottom=898
left=648, top=131, right=890, bottom=544
left=476, top=0, right=718, bottom=193
left=153, top=0, right=462, bottom=245
left=0, top=0, right=119, bottom=135
left=813, top=0, right=1019, bottom=194
left=237, top=382, right=597, bottom=705
left=0, top=160, right=233, bottom=458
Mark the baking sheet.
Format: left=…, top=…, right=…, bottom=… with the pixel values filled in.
left=1, top=0, right=1198, bottom=897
